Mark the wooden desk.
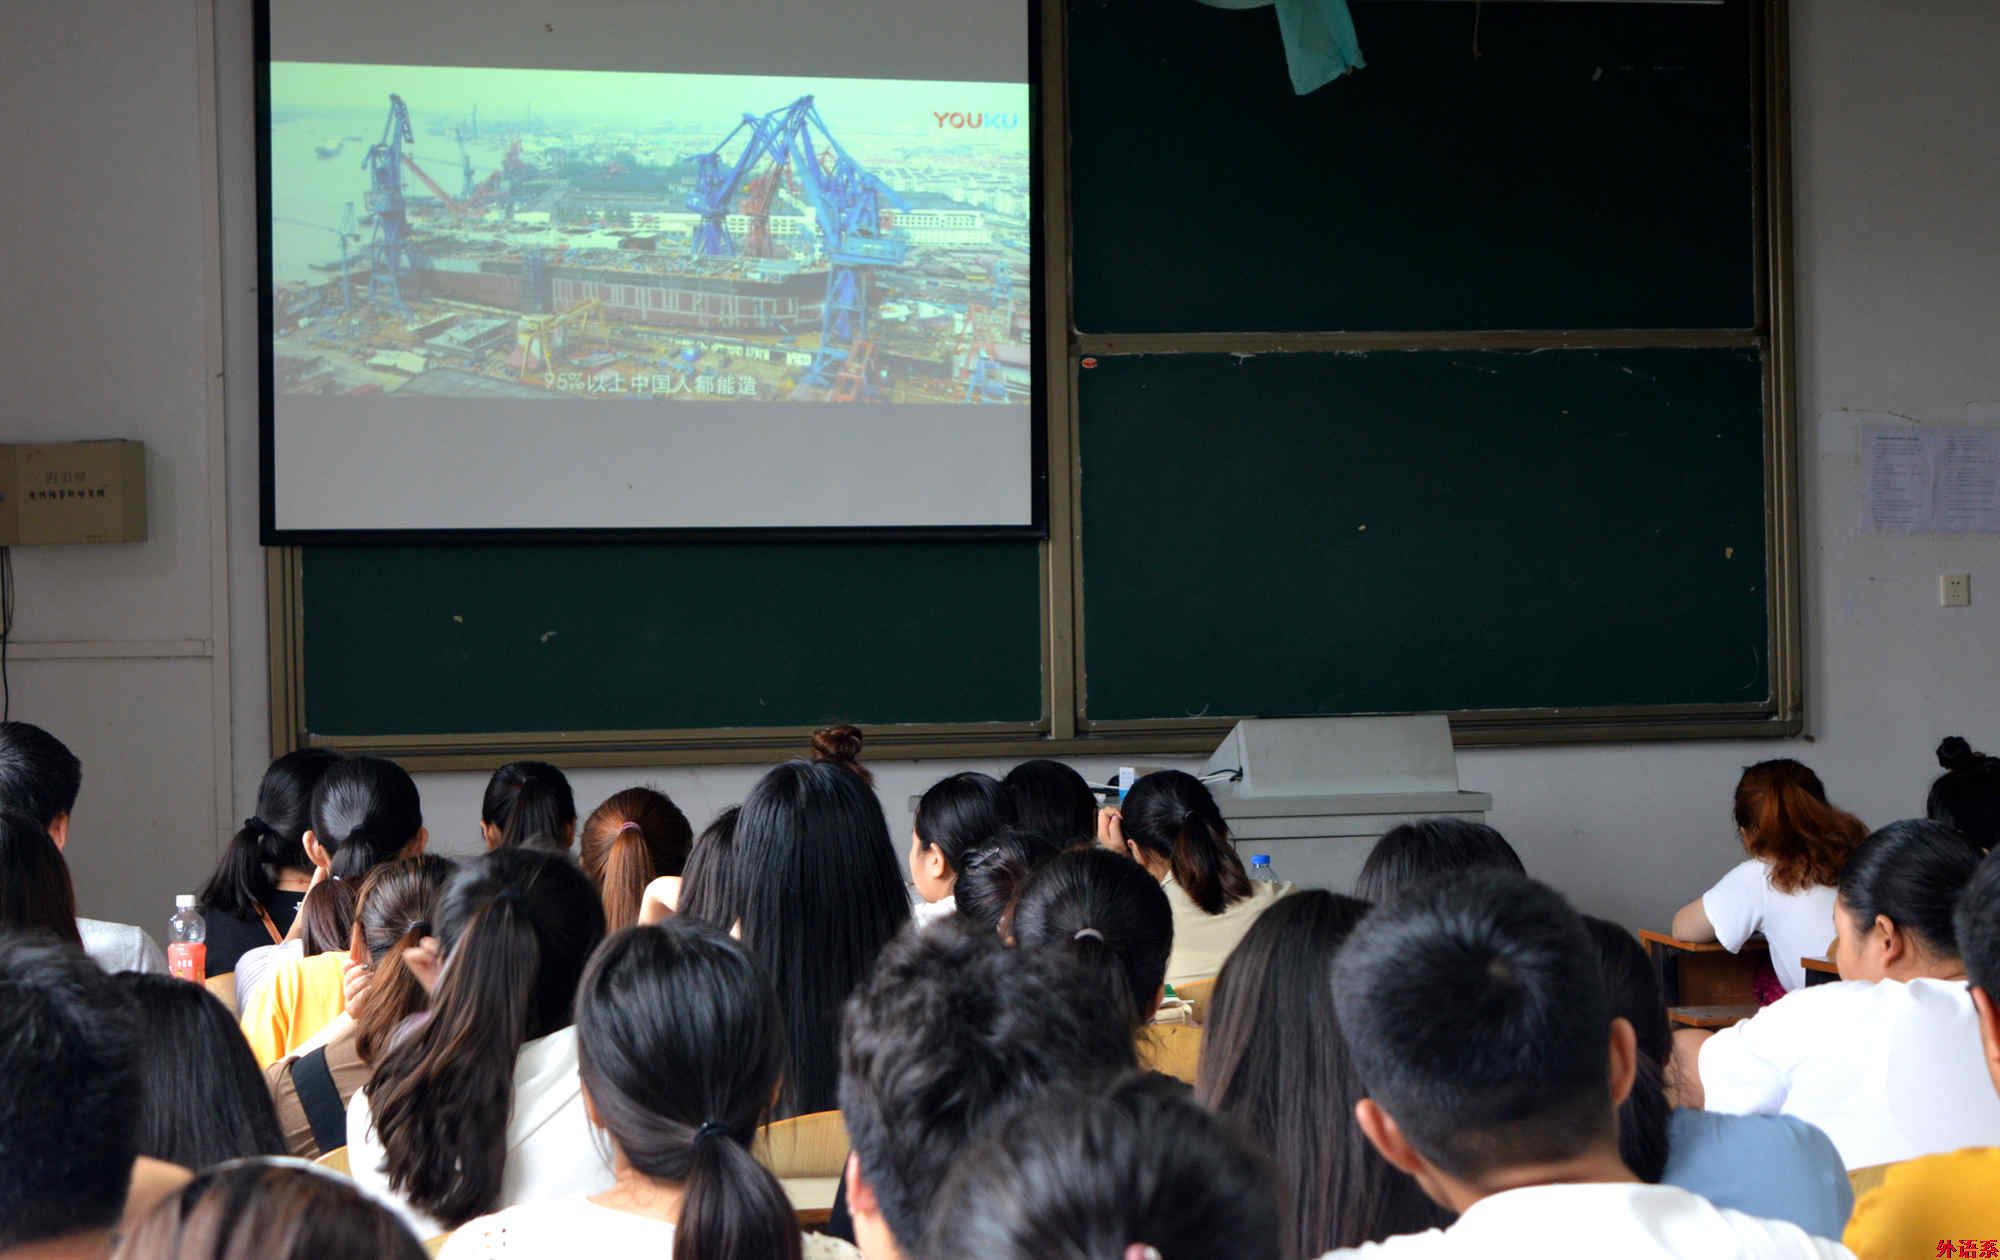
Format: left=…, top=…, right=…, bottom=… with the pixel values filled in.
left=1639, top=930, right=1769, bottom=1031
left=1802, top=955, right=1839, bottom=986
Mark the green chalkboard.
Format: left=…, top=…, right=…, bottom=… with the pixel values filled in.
left=1068, top=0, right=1756, bottom=333
left=301, top=541, right=1043, bottom=737
left=1077, top=348, right=1770, bottom=721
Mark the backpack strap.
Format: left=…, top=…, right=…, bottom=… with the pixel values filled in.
left=288, top=1045, right=347, bottom=1157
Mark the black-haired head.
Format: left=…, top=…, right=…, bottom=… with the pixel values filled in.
left=1355, top=817, right=1523, bottom=903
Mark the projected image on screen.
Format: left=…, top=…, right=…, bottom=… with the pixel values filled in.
left=269, top=63, right=1029, bottom=406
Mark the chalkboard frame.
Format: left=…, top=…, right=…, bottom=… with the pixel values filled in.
left=265, top=0, right=1801, bottom=767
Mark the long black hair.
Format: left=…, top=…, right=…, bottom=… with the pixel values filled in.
left=1581, top=915, right=1672, bottom=1184
left=1930, top=736, right=2000, bottom=852
left=481, top=760, right=578, bottom=852
left=1355, top=818, right=1524, bottom=903
left=199, top=749, right=343, bottom=919
left=679, top=806, right=742, bottom=928
left=914, top=771, right=1011, bottom=875
left=1011, top=846, right=1173, bottom=1029
left=310, top=756, right=423, bottom=881
left=1196, top=890, right=1451, bottom=1255
left=363, top=848, right=606, bottom=1226
left=1120, top=770, right=1250, bottom=914
left=924, top=1073, right=1283, bottom=1260
left=955, top=825, right=1065, bottom=937
left=733, top=760, right=910, bottom=1118
left=106, top=973, right=286, bottom=1169
left=1001, top=759, right=1098, bottom=847
left=576, top=923, right=802, bottom=1260
left=0, top=809, right=82, bottom=947
left=1839, top=819, right=1983, bottom=961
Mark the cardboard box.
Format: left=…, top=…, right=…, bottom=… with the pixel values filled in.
left=0, top=441, right=147, bottom=545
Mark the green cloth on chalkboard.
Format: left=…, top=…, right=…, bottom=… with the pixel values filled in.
left=1196, top=0, right=1364, bottom=94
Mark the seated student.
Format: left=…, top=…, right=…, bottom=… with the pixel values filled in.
left=1100, top=770, right=1287, bottom=985
left=480, top=761, right=577, bottom=852
left=1928, top=735, right=2000, bottom=852
left=0, top=720, right=165, bottom=974
left=196, top=749, right=344, bottom=978
left=1842, top=845, right=2000, bottom=1258
left=241, top=756, right=428, bottom=1066
left=1581, top=916, right=1852, bottom=1238
left=1196, top=890, right=1452, bottom=1258
left=907, top=771, right=1010, bottom=923
left=1001, top=757, right=1099, bottom=847
left=953, top=824, right=1064, bottom=938
left=0, top=931, right=139, bottom=1260
left=350, top=848, right=611, bottom=1237
left=108, top=973, right=287, bottom=1170
left=1, top=808, right=88, bottom=948
left=839, top=918, right=1140, bottom=1260
left=644, top=805, right=741, bottom=926
left=1324, top=869, right=1848, bottom=1259
left=264, top=855, right=455, bottom=1159
left=1672, top=760, right=1868, bottom=994
left=1011, top=846, right=1175, bottom=1028
left=923, top=1073, right=1283, bottom=1260
left=577, top=786, right=692, bottom=931
left=119, top=1162, right=425, bottom=1260
left=443, top=920, right=855, bottom=1259
left=731, top=760, right=911, bottom=1120
left=1694, top=820, right=2000, bottom=1169
left=1354, top=818, right=1525, bottom=903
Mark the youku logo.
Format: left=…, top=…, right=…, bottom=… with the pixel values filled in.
left=932, top=110, right=1023, bottom=131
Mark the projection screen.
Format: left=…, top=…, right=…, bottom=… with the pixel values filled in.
left=258, top=1, right=1040, bottom=538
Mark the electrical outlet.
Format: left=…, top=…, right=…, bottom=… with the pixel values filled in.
left=1941, top=573, right=1972, bottom=607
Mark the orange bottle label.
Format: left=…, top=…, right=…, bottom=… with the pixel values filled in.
left=168, top=942, right=206, bottom=983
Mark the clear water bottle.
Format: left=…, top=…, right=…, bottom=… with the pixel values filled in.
left=167, top=894, right=206, bottom=983
left=1250, top=854, right=1277, bottom=886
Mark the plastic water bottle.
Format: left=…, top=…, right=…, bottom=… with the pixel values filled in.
left=1250, top=854, right=1277, bottom=886
left=167, top=895, right=206, bottom=983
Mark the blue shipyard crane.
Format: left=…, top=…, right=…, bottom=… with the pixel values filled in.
left=360, top=94, right=415, bottom=309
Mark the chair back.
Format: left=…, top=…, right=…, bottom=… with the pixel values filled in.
left=312, top=1145, right=351, bottom=1176
left=1138, top=1022, right=1203, bottom=1084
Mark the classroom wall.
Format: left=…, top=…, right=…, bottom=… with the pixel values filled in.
left=6, top=0, right=1997, bottom=934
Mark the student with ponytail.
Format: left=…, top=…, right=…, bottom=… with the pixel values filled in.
left=264, top=854, right=455, bottom=1158
left=1928, top=734, right=2000, bottom=851
left=198, top=748, right=344, bottom=976
left=1693, top=819, right=2000, bottom=1169
left=1100, top=769, right=1290, bottom=985
left=1011, top=846, right=1174, bottom=1029
left=441, top=921, right=856, bottom=1259
left=1672, top=759, right=1868, bottom=993
left=352, top=847, right=611, bottom=1238
left=480, top=761, right=578, bottom=852
left=579, top=786, right=693, bottom=930
left=240, top=756, right=428, bottom=1066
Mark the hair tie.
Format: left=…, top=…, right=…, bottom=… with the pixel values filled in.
left=694, top=1121, right=730, bottom=1145
left=1125, top=1246, right=1162, bottom=1260
left=244, top=815, right=271, bottom=837
left=616, top=821, right=644, bottom=836
left=1072, top=927, right=1104, bottom=944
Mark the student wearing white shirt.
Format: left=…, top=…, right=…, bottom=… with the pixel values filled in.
left=1322, top=869, right=1849, bottom=1260
left=1693, top=819, right=1998, bottom=1170
left=0, top=720, right=167, bottom=975
left=1672, top=760, right=1868, bottom=992
left=906, top=771, right=1010, bottom=926
left=349, top=848, right=612, bottom=1241
left=443, top=919, right=856, bottom=1260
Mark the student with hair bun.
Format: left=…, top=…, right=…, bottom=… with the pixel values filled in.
left=1672, top=759, right=1869, bottom=992
left=1694, top=819, right=2000, bottom=1169
left=1928, top=735, right=2000, bottom=852
left=954, top=825, right=1064, bottom=938
left=1011, top=846, right=1174, bottom=1029
left=908, top=771, right=1011, bottom=922
left=480, top=761, right=578, bottom=852
left=198, top=748, right=344, bottom=977
left=811, top=724, right=873, bottom=785
left=922, top=1073, right=1282, bottom=1260
left=1101, top=770, right=1289, bottom=985
left=442, top=921, right=855, bottom=1259
left=579, top=787, right=693, bottom=931
left=240, top=756, right=429, bottom=1066
left=352, top=848, right=611, bottom=1237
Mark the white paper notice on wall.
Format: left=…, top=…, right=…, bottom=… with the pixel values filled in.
left=1861, top=423, right=2000, bottom=534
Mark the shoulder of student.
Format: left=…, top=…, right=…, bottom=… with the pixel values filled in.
left=75, top=916, right=167, bottom=974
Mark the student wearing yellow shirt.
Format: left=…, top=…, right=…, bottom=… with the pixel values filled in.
left=1844, top=844, right=2000, bottom=1259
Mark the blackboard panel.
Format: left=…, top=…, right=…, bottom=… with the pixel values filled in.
left=1068, top=1, right=1756, bottom=333
left=1078, top=348, right=1769, bottom=720
left=302, top=541, right=1043, bottom=736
